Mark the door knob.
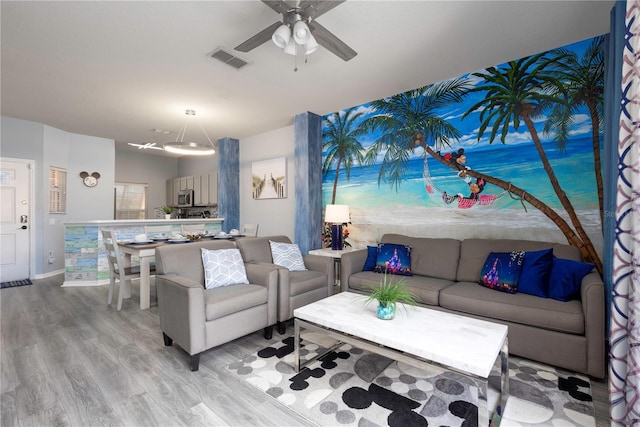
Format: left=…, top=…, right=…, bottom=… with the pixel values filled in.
left=20, top=225, right=27, bottom=230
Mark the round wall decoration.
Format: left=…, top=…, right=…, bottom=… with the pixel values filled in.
left=79, top=171, right=101, bottom=187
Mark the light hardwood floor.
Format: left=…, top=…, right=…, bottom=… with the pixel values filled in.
left=1, top=275, right=611, bottom=426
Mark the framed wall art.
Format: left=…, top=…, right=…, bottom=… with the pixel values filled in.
left=252, top=157, right=287, bottom=199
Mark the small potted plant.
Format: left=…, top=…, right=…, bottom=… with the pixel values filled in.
left=365, top=272, right=418, bottom=320
left=161, top=205, right=173, bottom=219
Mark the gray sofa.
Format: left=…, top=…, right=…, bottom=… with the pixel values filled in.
left=155, top=240, right=278, bottom=371
left=340, top=234, right=606, bottom=378
left=236, top=235, right=334, bottom=334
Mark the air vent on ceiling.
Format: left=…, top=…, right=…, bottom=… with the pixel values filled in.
left=209, top=48, right=249, bottom=70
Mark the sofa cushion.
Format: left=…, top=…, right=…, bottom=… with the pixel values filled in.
left=201, top=248, right=249, bottom=289
left=374, top=243, right=412, bottom=276
left=518, top=248, right=553, bottom=297
left=380, top=234, right=460, bottom=280
left=204, top=283, right=268, bottom=321
left=270, top=240, right=306, bottom=271
left=548, top=256, right=595, bottom=302
left=439, top=281, right=585, bottom=335
left=347, top=271, right=454, bottom=306
left=457, top=239, right=581, bottom=283
left=479, top=251, right=525, bottom=294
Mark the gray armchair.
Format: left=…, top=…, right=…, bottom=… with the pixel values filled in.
left=235, top=235, right=334, bottom=334
left=155, top=240, right=278, bottom=371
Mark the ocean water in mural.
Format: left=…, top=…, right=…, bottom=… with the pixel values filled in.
left=323, top=135, right=598, bottom=210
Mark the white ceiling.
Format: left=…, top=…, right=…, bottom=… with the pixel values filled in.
left=1, top=0, right=614, bottom=157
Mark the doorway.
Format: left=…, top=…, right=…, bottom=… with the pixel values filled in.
left=0, top=158, right=34, bottom=282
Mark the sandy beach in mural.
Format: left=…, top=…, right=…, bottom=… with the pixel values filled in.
left=344, top=205, right=603, bottom=257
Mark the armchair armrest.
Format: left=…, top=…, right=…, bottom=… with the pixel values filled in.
left=303, top=254, right=335, bottom=286
left=340, top=249, right=368, bottom=292
left=580, top=271, right=605, bottom=378
left=245, top=263, right=279, bottom=325
left=155, top=274, right=206, bottom=356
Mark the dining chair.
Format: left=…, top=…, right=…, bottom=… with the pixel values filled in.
left=242, top=223, right=259, bottom=238
left=102, top=229, right=156, bottom=311
left=181, top=223, right=206, bottom=235
left=144, top=224, right=173, bottom=239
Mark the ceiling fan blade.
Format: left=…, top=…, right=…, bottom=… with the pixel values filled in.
left=308, top=20, right=357, bottom=61
left=235, top=21, right=282, bottom=52
left=300, top=0, right=346, bottom=20
left=261, top=0, right=292, bottom=15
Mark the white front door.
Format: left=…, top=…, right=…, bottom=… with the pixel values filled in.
left=0, top=159, right=31, bottom=282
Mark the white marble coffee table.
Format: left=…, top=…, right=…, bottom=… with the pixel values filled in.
left=293, top=291, right=509, bottom=426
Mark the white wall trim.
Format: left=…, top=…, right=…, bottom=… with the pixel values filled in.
left=62, top=278, right=110, bottom=287
left=34, top=269, right=65, bottom=280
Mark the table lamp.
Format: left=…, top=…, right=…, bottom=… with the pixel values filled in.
left=325, top=204, right=350, bottom=250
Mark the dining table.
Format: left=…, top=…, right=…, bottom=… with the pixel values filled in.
left=117, top=234, right=245, bottom=309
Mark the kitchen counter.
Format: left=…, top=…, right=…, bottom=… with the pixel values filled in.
left=63, top=218, right=224, bottom=287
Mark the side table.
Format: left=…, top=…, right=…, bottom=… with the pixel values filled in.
left=308, top=247, right=355, bottom=295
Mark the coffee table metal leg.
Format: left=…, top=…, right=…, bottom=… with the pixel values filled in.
left=294, top=319, right=301, bottom=372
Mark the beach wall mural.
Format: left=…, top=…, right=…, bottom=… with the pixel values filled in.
left=321, top=35, right=605, bottom=270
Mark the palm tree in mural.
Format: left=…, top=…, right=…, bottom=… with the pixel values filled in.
left=462, top=53, right=601, bottom=270
left=544, top=36, right=605, bottom=224
left=360, top=78, right=471, bottom=190
left=322, top=107, right=366, bottom=204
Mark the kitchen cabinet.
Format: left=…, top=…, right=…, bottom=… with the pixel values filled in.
left=193, top=175, right=208, bottom=206
left=168, top=174, right=216, bottom=207
left=208, top=174, right=218, bottom=204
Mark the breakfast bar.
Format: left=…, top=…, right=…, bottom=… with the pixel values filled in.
left=63, top=218, right=224, bottom=288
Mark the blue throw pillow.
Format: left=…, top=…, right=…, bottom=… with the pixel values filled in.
left=479, top=251, right=525, bottom=294
left=362, top=245, right=378, bottom=271
left=518, top=248, right=553, bottom=298
left=374, top=243, right=412, bottom=276
left=548, top=256, right=594, bottom=302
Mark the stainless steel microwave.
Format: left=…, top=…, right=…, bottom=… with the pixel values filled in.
left=177, top=190, right=193, bottom=207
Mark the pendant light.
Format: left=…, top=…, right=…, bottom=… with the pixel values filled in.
left=163, top=110, right=216, bottom=156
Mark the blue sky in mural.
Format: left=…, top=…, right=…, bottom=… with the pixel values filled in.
left=322, top=36, right=601, bottom=211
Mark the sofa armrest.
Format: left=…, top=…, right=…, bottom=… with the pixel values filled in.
left=340, top=249, right=368, bottom=292
left=580, top=271, right=606, bottom=378
left=155, top=274, right=206, bottom=356
left=303, top=254, right=335, bottom=285
left=245, top=263, right=279, bottom=325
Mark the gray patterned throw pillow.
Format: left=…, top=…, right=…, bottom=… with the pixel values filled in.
left=269, top=240, right=307, bottom=271
left=201, top=248, right=249, bottom=289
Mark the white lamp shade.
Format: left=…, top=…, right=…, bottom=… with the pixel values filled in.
left=293, top=20, right=311, bottom=44
left=305, top=33, right=318, bottom=54
left=272, top=24, right=291, bottom=48
left=325, top=204, right=350, bottom=223
left=283, top=37, right=297, bottom=56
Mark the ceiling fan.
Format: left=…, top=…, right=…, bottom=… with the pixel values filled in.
left=127, top=141, right=164, bottom=151
left=235, top=0, right=357, bottom=62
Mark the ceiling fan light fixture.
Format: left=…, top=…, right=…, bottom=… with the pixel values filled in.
left=292, top=20, right=311, bottom=44
left=272, top=24, right=291, bottom=48
left=283, top=37, right=297, bottom=56
left=305, top=33, right=318, bottom=55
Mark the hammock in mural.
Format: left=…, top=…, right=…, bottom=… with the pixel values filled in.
left=422, top=154, right=510, bottom=209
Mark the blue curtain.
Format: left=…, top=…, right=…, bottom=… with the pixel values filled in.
left=603, top=0, right=625, bottom=337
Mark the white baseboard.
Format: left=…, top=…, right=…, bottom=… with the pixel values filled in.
left=34, top=269, right=65, bottom=280
left=62, top=279, right=110, bottom=287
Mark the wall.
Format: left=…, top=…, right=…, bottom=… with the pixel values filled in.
left=177, top=155, right=217, bottom=177
left=1, top=116, right=116, bottom=276
left=240, top=125, right=296, bottom=238
left=115, top=149, right=178, bottom=218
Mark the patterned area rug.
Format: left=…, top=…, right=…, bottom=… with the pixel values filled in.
left=227, top=335, right=595, bottom=426
left=0, top=278, right=32, bottom=289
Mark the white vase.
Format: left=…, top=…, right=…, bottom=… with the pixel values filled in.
left=165, top=214, right=171, bottom=219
